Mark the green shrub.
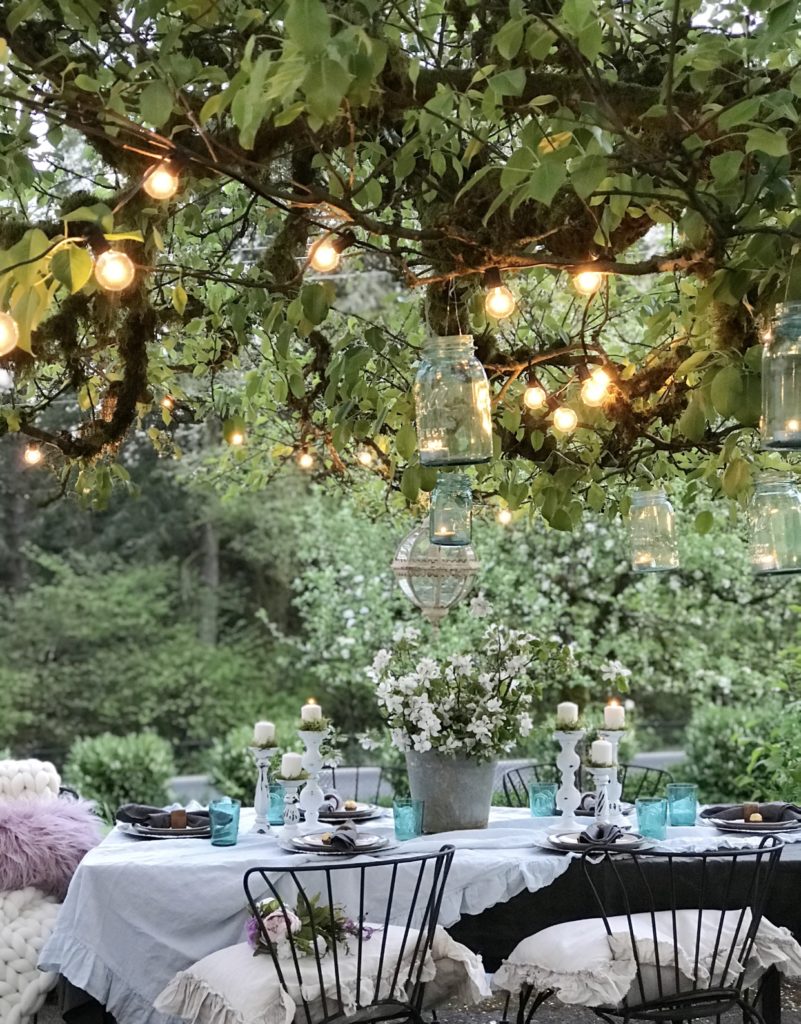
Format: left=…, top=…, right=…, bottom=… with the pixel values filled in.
left=208, top=726, right=256, bottom=804
left=65, top=731, right=175, bottom=822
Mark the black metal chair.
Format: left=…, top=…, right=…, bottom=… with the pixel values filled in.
left=244, top=847, right=455, bottom=1024
left=502, top=764, right=673, bottom=807
left=511, top=839, right=784, bottom=1024
left=321, top=766, right=388, bottom=804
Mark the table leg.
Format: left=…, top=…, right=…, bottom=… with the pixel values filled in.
left=760, top=966, right=781, bottom=1024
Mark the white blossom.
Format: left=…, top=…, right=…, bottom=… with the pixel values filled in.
left=601, top=659, right=632, bottom=682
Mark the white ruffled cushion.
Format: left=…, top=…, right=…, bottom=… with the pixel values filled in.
left=0, top=760, right=60, bottom=802
left=493, top=910, right=801, bottom=1008
left=0, top=887, right=59, bottom=1024
left=155, top=925, right=490, bottom=1024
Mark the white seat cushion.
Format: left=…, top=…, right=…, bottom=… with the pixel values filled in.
left=493, top=909, right=801, bottom=1008
left=155, top=925, right=490, bottom=1024
left=0, top=888, right=59, bottom=1024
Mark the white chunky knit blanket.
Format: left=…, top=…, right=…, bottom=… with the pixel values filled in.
left=0, top=887, right=59, bottom=1023
left=0, top=759, right=60, bottom=801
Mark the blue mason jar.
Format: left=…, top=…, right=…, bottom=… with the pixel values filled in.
left=430, top=473, right=472, bottom=546
left=762, top=302, right=801, bottom=449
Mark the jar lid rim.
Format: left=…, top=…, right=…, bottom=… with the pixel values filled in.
left=426, top=334, right=474, bottom=342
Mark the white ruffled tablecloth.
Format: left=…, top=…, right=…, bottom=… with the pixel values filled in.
left=39, top=806, right=801, bottom=1024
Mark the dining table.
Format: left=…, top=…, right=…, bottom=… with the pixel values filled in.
left=41, top=806, right=801, bottom=1024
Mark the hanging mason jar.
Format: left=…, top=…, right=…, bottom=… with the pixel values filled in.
left=749, top=472, right=801, bottom=575
left=629, top=489, right=680, bottom=572
left=430, top=473, right=472, bottom=546
left=762, top=302, right=801, bottom=449
left=414, top=335, right=493, bottom=467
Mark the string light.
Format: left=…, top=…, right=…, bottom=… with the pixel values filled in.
left=496, top=508, right=513, bottom=526
left=161, top=395, right=175, bottom=411
left=308, top=231, right=355, bottom=273
left=297, top=450, right=315, bottom=470
left=143, top=162, right=179, bottom=201
left=0, top=311, right=19, bottom=356
left=94, top=250, right=136, bottom=292
left=523, top=380, right=547, bottom=410
left=228, top=430, right=245, bottom=446
left=483, top=268, right=516, bottom=319
left=23, top=444, right=43, bottom=466
left=573, top=269, right=604, bottom=296
left=553, top=406, right=578, bottom=432
left=357, top=448, right=373, bottom=466
left=580, top=366, right=612, bottom=407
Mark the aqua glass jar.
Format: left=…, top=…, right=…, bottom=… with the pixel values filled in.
left=430, top=473, right=472, bottom=546
left=629, top=489, right=680, bottom=572
left=414, top=335, right=493, bottom=467
left=762, top=302, right=801, bottom=449
left=749, top=472, right=801, bottom=575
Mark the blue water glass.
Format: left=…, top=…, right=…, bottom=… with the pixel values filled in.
left=269, top=784, right=285, bottom=826
left=667, top=784, right=698, bottom=826
left=209, top=797, right=241, bottom=846
left=393, top=797, right=424, bottom=841
left=636, top=797, right=667, bottom=840
left=529, top=782, right=558, bottom=817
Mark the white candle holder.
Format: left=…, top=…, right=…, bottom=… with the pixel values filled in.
left=551, top=730, right=585, bottom=833
left=276, top=778, right=303, bottom=840
left=298, top=728, right=328, bottom=833
left=588, top=766, right=613, bottom=825
left=248, top=746, right=278, bottom=835
left=598, top=729, right=628, bottom=827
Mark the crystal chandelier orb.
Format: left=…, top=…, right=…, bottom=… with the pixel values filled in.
left=749, top=472, right=801, bottom=576
left=629, top=489, right=680, bottom=572
left=391, top=519, right=479, bottom=625
left=762, top=302, right=801, bottom=449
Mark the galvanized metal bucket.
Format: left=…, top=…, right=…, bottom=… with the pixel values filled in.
left=405, top=750, right=497, bottom=833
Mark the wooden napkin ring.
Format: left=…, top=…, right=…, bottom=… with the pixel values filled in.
left=170, top=809, right=188, bottom=829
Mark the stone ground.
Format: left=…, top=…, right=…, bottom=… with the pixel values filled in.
left=35, top=983, right=801, bottom=1023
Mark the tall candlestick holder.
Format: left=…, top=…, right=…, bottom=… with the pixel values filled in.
left=276, top=778, right=303, bottom=841
left=248, top=746, right=278, bottom=835
left=598, top=729, right=628, bottom=827
left=298, top=728, right=329, bottom=834
left=551, top=730, right=585, bottom=833
left=587, top=765, right=613, bottom=825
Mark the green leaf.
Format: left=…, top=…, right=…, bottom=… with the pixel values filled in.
left=569, top=154, right=608, bottom=198
left=73, top=74, right=100, bottom=93
left=400, top=464, right=420, bottom=503
left=301, top=283, right=330, bottom=325
left=487, top=68, right=525, bottom=97
left=675, top=350, right=712, bottom=380
left=677, top=398, right=706, bottom=441
left=304, top=56, right=353, bottom=122
left=140, top=81, right=174, bottom=127
left=285, top=0, right=330, bottom=55
left=50, top=246, right=93, bottom=293
left=395, top=422, right=417, bottom=461
left=718, top=97, right=761, bottom=131
left=527, top=159, right=568, bottom=206
left=710, top=364, right=745, bottom=419
left=7, top=0, right=39, bottom=34
left=172, top=284, right=188, bottom=315
left=721, top=458, right=751, bottom=499
left=494, top=18, right=524, bottom=60
left=709, top=151, right=743, bottom=186
left=745, top=128, right=788, bottom=158
left=63, top=203, right=113, bottom=232
left=694, top=509, right=714, bottom=535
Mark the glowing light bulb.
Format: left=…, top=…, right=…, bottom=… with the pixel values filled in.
left=143, top=163, right=179, bottom=201
left=228, top=430, right=245, bottom=447
left=309, top=238, right=341, bottom=273
left=573, top=270, right=604, bottom=296
left=298, top=450, right=315, bottom=470
left=485, top=285, right=516, bottom=319
left=523, top=383, right=547, bottom=410
left=496, top=508, right=513, bottom=526
left=0, top=311, right=18, bottom=356
left=357, top=449, right=373, bottom=466
left=787, top=418, right=801, bottom=433
left=95, top=250, right=136, bottom=292
left=161, top=395, right=175, bottom=411
left=581, top=369, right=611, bottom=408
left=553, top=406, right=578, bottom=432
left=23, top=445, right=42, bottom=466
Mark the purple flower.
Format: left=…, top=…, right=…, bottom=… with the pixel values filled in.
left=343, top=918, right=375, bottom=941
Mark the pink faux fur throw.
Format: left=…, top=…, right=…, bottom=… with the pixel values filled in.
left=0, top=799, right=102, bottom=900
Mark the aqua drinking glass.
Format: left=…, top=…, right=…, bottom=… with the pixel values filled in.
left=636, top=797, right=667, bottom=840
left=269, top=784, right=285, bottom=826
left=210, top=797, right=241, bottom=846
left=393, top=797, right=424, bottom=840
left=529, top=782, right=558, bottom=817
left=667, top=784, right=698, bottom=826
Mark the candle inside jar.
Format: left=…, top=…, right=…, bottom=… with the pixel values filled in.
left=556, top=701, right=579, bottom=728
left=301, top=699, right=323, bottom=722
left=253, top=720, right=276, bottom=745
left=591, top=739, right=614, bottom=764
left=604, top=701, right=625, bottom=729
left=281, top=753, right=303, bottom=778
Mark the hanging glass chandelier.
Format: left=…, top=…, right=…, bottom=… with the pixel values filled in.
left=391, top=519, right=479, bottom=626
left=629, top=489, right=680, bottom=572
left=414, top=335, right=493, bottom=467
left=749, top=472, right=801, bottom=575
left=429, top=473, right=472, bottom=546
left=762, top=302, right=801, bottom=449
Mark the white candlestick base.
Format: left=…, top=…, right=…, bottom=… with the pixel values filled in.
left=550, top=730, right=585, bottom=833
left=588, top=766, right=613, bottom=826
left=248, top=746, right=278, bottom=835
left=598, top=730, right=629, bottom=827
left=298, top=729, right=328, bottom=834
left=276, top=779, right=303, bottom=841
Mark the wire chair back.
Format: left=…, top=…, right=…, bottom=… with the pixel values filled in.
left=243, top=846, right=455, bottom=1024
left=502, top=764, right=566, bottom=807
left=580, top=838, right=783, bottom=1021
left=502, top=764, right=673, bottom=807
left=320, top=766, right=387, bottom=805
left=618, top=765, right=673, bottom=801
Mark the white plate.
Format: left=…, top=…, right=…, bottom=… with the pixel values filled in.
left=318, top=802, right=379, bottom=817
left=541, top=831, right=651, bottom=852
left=707, top=818, right=801, bottom=834
left=318, top=810, right=383, bottom=824
left=117, top=822, right=211, bottom=840
left=280, top=838, right=397, bottom=857
left=292, top=832, right=385, bottom=851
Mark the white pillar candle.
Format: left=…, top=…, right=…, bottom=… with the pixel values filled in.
left=253, top=720, right=276, bottom=745
left=280, top=753, right=303, bottom=778
left=603, top=702, right=625, bottom=729
left=591, top=739, right=613, bottom=764
left=301, top=700, right=323, bottom=722
left=556, top=701, right=579, bottom=728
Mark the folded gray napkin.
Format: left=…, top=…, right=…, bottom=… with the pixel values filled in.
left=117, top=804, right=210, bottom=829
left=328, top=822, right=358, bottom=851
left=578, top=822, right=624, bottom=848
left=319, top=791, right=343, bottom=813
left=701, top=803, right=801, bottom=823
left=578, top=793, right=632, bottom=815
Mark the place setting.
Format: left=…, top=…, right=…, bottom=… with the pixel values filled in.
left=700, top=802, right=801, bottom=836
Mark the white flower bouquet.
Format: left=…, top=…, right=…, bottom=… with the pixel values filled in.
left=367, top=622, right=574, bottom=762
